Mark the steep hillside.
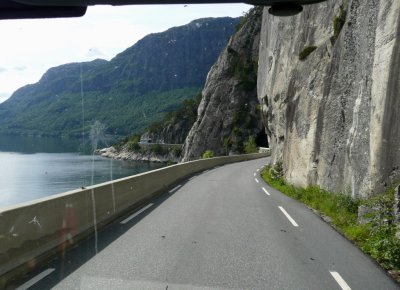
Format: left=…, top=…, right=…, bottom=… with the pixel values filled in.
left=97, top=96, right=202, bottom=163
left=0, top=17, right=240, bottom=137
left=143, top=94, right=201, bottom=145
left=182, top=8, right=266, bottom=161
left=257, top=0, right=400, bottom=197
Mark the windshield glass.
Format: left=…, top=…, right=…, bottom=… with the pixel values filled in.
left=0, top=4, right=249, bottom=207
left=1, top=2, right=399, bottom=289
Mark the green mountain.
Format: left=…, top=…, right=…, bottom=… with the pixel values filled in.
left=0, top=17, right=241, bottom=137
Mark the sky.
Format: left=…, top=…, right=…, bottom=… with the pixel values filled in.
left=0, top=4, right=251, bottom=103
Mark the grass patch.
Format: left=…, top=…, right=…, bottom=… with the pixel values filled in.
left=202, top=150, right=215, bottom=159
left=261, top=163, right=400, bottom=277
left=299, top=46, right=317, bottom=61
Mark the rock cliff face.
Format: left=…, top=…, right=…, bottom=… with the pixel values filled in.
left=257, top=0, right=400, bottom=197
left=142, top=121, right=190, bottom=145
left=182, top=8, right=266, bottom=161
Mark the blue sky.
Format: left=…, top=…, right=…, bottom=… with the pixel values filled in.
left=0, top=4, right=251, bottom=103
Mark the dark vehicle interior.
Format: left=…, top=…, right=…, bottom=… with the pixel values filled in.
left=0, top=0, right=327, bottom=19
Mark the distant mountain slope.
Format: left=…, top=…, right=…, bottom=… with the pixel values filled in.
left=0, top=17, right=240, bottom=137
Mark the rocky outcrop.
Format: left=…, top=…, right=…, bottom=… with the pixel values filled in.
left=182, top=8, right=266, bottom=161
left=98, top=145, right=180, bottom=163
left=142, top=122, right=188, bottom=145
left=257, top=0, right=400, bottom=197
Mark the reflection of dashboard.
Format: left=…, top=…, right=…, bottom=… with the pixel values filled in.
left=0, top=0, right=327, bottom=19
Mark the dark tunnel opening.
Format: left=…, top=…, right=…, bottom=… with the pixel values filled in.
left=255, top=130, right=269, bottom=148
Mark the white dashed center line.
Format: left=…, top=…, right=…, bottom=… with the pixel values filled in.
left=262, top=187, right=270, bottom=196
left=255, top=178, right=259, bottom=183
left=254, top=173, right=256, bottom=176
left=120, top=203, right=154, bottom=224
left=278, top=206, right=299, bottom=227
left=16, top=268, right=55, bottom=290
left=330, top=271, right=352, bottom=290
left=256, top=169, right=260, bottom=172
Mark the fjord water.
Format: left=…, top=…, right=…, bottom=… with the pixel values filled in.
left=0, top=134, right=164, bottom=208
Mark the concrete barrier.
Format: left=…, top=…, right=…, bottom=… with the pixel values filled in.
left=259, top=147, right=271, bottom=154
left=0, top=153, right=269, bottom=283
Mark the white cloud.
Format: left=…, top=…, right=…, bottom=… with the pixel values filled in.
left=85, top=47, right=105, bottom=58
left=13, top=66, right=27, bottom=71
left=0, top=4, right=251, bottom=102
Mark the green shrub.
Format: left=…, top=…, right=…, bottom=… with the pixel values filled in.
left=235, top=11, right=249, bottom=32
left=223, top=137, right=233, bottom=154
left=333, top=7, right=347, bottom=39
left=244, top=136, right=258, bottom=154
left=233, top=127, right=242, bottom=136
left=235, top=7, right=263, bottom=32
left=171, top=145, right=182, bottom=158
left=234, top=59, right=258, bottom=90
left=150, top=144, right=168, bottom=155
left=113, top=141, right=124, bottom=151
left=269, top=161, right=284, bottom=180
left=127, top=140, right=140, bottom=152
left=299, top=46, right=317, bottom=61
left=202, top=150, right=215, bottom=159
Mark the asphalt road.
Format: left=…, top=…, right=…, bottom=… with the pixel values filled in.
left=15, top=157, right=399, bottom=289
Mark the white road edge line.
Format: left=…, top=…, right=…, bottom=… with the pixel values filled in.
left=262, top=187, right=270, bottom=196
left=330, top=271, right=352, bottom=290
left=278, top=206, right=299, bottom=227
left=169, top=184, right=182, bottom=193
left=255, top=178, right=259, bottom=183
left=256, top=169, right=260, bottom=172
left=16, top=268, right=55, bottom=290
left=120, top=203, right=154, bottom=224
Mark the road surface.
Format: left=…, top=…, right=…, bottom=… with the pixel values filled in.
left=15, top=157, right=399, bottom=289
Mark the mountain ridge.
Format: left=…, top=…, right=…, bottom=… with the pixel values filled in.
left=0, top=16, right=241, bottom=138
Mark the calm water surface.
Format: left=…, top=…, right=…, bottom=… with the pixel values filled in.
left=0, top=134, right=164, bottom=207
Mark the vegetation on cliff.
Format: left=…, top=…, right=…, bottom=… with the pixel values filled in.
left=333, top=6, right=347, bottom=40
left=111, top=92, right=201, bottom=161
left=146, top=93, right=202, bottom=144
left=298, top=46, right=317, bottom=61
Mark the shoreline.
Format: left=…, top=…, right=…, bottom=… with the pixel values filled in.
left=97, top=146, right=180, bottom=163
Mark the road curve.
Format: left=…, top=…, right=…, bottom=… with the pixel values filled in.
left=16, top=157, right=399, bottom=290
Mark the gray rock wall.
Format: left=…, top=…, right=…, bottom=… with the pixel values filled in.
left=257, top=0, right=400, bottom=197
left=182, top=8, right=264, bottom=161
